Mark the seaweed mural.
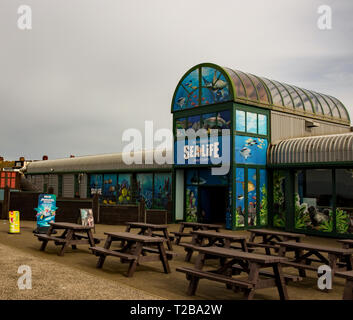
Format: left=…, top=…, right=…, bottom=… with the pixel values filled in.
left=259, top=169, right=267, bottom=226
left=273, top=171, right=286, bottom=228
left=294, top=192, right=333, bottom=233
left=185, top=186, right=198, bottom=222
left=336, top=208, right=351, bottom=234
left=235, top=168, right=245, bottom=227
left=154, top=173, right=172, bottom=209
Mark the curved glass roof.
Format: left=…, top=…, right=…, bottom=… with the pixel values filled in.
left=172, top=63, right=350, bottom=124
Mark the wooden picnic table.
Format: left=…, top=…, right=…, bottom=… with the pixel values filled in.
left=90, top=231, right=172, bottom=277
left=180, top=230, right=248, bottom=262
left=247, top=229, right=305, bottom=255
left=278, top=241, right=353, bottom=280
left=34, top=222, right=100, bottom=256
left=125, top=221, right=173, bottom=250
left=336, top=270, right=353, bottom=300
left=171, top=222, right=222, bottom=245
left=177, top=246, right=293, bottom=300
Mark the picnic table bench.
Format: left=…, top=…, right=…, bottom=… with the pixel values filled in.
left=336, top=270, right=353, bottom=300
left=180, top=230, right=248, bottom=262
left=90, top=231, right=172, bottom=277
left=337, top=239, right=353, bottom=249
left=125, top=222, right=173, bottom=250
left=177, top=246, right=294, bottom=300
left=278, top=241, right=353, bottom=280
left=34, top=222, right=100, bottom=256
left=171, top=222, right=222, bottom=245
left=247, top=229, right=305, bottom=255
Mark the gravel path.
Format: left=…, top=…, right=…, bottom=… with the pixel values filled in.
left=0, top=243, right=162, bottom=300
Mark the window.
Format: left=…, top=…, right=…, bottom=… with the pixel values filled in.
left=336, top=169, right=353, bottom=234
left=246, top=112, right=257, bottom=134
left=236, top=110, right=245, bottom=132
left=235, top=110, right=267, bottom=135
left=294, top=170, right=333, bottom=233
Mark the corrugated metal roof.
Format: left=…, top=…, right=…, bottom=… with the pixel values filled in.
left=268, top=133, right=353, bottom=165
left=25, top=150, right=173, bottom=174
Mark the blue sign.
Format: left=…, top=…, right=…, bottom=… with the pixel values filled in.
left=35, top=194, right=58, bottom=228
left=174, top=135, right=231, bottom=166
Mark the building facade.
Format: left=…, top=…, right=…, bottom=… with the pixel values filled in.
left=23, top=62, right=353, bottom=238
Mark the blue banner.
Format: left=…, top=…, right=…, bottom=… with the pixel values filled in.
left=174, top=135, right=231, bottom=166
left=35, top=194, right=58, bottom=228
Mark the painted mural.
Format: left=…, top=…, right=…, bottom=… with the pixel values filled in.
left=335, top=169, right=353, bottom=234
left=187, top=115, right=201, bottom=131
left=235, top=167, right=245, bottom=227
left=336, top=208, right=353, bottom=234
left=294, top=170, right=333, bottom=233
left=117, top=174, right=132, bottom=204
left=154, top=173, right=172, bottom=209
left=136, top=173, right=153, bottom=209
left=259, top=169, right=268, bottom=226
left=173, top=69, right=199, bottom=111
left=202, top=113, right=218, bottom=132
left=90, top=174, right=103, bottom=195
left=273, top=170, right=286, bottom=228
left=247, top=168, right=257, bottom=226
left=201, top=67, right=230, bottom=105
left=235, top=136, right=268, bottom=165
left=216, top=111, right=231, bottom=131
left=185, top=185, right=198, bottom=222
left=175, top=117, right=187, bottom=138
left=102, top=174, right=117, bottom=204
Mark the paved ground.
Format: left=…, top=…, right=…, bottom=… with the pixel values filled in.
left=0, top=220, right=348, bottom=300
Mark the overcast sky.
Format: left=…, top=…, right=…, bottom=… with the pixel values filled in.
left=0, top=0, right=352, bottom=160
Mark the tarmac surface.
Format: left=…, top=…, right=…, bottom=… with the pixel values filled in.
left=0, top=220, right=348, bottom=300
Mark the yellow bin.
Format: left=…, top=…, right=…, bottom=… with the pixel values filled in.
left=9, top=211, right=20, bottom=234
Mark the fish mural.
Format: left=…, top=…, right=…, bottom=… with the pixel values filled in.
left=154, top=173, right=172, bottom=209
left=236, top=180, right=255, bottom=193
left=235, top=136, right=268, bottom=165
left=235, top=168, right=245, bottom=227
left=173, top=69, right=199, bottom=111
left=136, top=173, right=153, bottom=209
left=201, top=67, right=230, bottom=105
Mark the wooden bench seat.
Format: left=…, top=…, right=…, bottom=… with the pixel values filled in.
left=35, top=234, right=67, bottom=243
left=247, top=242, right=279, bottom=249
left=171, top=231, right=192, bottom=238
left=281, top=260, right=318, bottom=271
left=231, top=263, right=302, bottom=283
left=89, top=247, right=137, bottom=261
left=176, top=266, right=254, bottom=294
left=141, top=246, right=177, bottom=260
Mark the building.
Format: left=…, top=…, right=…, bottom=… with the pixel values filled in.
left=23, top=62, right=353, bottom=238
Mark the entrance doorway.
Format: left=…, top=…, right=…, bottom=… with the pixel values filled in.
left=199, top=186, right=227, bottom=224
